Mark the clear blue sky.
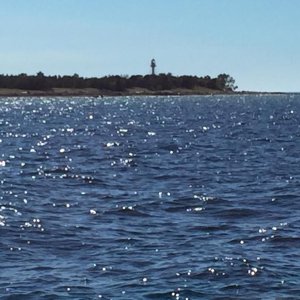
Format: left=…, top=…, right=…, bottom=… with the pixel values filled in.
left=0, top=0, right=300, bottom=92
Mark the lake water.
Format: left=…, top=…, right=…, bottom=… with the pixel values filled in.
left=0, top=94, right=300, bottom=299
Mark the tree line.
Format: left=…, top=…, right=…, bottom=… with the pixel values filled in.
left=0, top=72, right=237, bottom=92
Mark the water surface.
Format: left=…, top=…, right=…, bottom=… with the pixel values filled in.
left=0, top=94, right=300, bottom=299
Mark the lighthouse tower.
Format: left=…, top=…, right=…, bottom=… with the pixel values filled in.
left=150, top=59, right=156, bottom=75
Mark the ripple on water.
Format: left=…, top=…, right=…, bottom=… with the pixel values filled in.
left=1, top=95, right=300, bottom=298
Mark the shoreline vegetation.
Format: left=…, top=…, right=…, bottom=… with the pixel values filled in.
left=0, top=72, right=238, bottom=97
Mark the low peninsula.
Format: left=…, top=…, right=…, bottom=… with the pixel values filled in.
left=0, top=72, right=237, bottom=97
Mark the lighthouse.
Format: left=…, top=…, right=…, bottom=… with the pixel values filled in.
left=150, top=59, right=156, bottom=75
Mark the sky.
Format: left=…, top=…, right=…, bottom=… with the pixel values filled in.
left=0, top=0, right=300, bottom=92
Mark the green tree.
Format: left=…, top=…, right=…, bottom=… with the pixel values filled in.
left=216, top=74, right=238, bottom=91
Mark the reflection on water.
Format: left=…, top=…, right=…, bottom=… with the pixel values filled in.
left=0, top=95, right=300, bottom=299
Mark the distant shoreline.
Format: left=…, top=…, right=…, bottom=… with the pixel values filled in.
left=0, top=87, right=291, bottom=98
left=0, top=72, right=239, bottom=97
left=0, top=87, right=235, bottom=97
left=0, top=73, right=294, bottom=97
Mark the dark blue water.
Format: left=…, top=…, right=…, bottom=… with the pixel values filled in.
left=1, top=94, right=300, bottom=299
